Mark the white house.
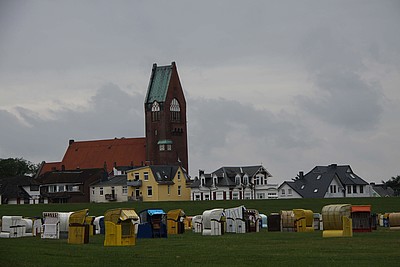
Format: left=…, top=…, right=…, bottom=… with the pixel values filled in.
left=278, top=164, right=371, bottom=199
left=190, top=165, right=278, bottom=201
left=90, top=175, right=128, bottom=203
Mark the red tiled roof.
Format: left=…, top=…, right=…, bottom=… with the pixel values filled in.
left=39, top=162, right=63, bottom=175
left=40, top=138, right=146, bottom=174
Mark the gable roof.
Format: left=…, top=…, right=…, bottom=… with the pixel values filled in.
left=191, top=165, right=270, bottom=188
left=39, top=138, right=146, bottom=175
left=91, top=175, right=127, bottom=187
left=372, top=184, right=395, bottom=197
left=145, top=63, right=174, bottom=104
left=0, top=176, right=37, bottom=199
left=128, top=165, right=188, bottom=185
left=37, top=168, right=107, bottom=185
left=281, top=164, right=369, bottom=198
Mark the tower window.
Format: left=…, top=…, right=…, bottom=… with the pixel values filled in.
left=170, top=98, right=181, bottom=122
left=152, top=101, right=160, bottom=121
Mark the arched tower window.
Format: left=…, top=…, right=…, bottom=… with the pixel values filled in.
left=170, top=98, right=181, bottom=122
left=152, top=101, right=160, bottom=121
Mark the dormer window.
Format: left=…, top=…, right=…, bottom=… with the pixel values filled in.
left=243, top=175, right=249, bottom=185
left=235, top=175, right=241, bottom=185
left=170, top=98, right=181, bottom=122
left=201, top=176, right=205, bottom=187
left=213, top=176, right=218, bottom=186
left=152, top=101, right=160, bottom=121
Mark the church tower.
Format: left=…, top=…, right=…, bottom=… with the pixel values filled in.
left=144, top=62, right=188, bottom=172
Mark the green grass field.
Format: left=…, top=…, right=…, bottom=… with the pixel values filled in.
left=1, top=198, right=399, bottom=266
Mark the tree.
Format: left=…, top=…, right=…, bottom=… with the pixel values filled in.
left=382, top=175, right=400, bottom=196
left=0, top=158, right=39, bottom=178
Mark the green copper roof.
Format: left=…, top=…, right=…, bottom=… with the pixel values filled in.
left=157, top=139, right=173, bottom=145
left=145, top=63, right=173, bottom=104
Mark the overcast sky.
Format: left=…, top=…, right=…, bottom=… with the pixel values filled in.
left=1, top=1, right=399, bottom=184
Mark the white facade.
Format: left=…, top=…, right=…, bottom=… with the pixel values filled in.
left=323, top=176, right=345, bottom=198
left=191, top=166, right=278, bottom=201
left=278, top=183, right=302, bottom=199
left=90, top=184, right=128, bottom=203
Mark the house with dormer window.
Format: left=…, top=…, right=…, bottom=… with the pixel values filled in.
left=126, top=165, right=190, bottom=202
left=190, top=165, right=278, bottom=201
left=278, top=164, right=371, bottom=199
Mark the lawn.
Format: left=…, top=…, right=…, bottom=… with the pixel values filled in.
left=0, top=198, right=399, bottom=266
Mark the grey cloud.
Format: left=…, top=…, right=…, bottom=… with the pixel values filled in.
left=0, top=84, right=145, bottom=163
left=297, top=27, right=384, bottom=131
left=189, top=97, right=315, bottom=156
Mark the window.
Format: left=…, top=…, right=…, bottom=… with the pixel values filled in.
left=255, top=176, right=260, bottom=185
left=100, top=187, right=104, bottom=195
left=159, top=144, right=165, bottom=151
left=122, top=186, right=128, bottom=195
left=170, top=98, right=181, bottom=122
left=288, top=189, right=292, bottom=195
left=204, top=194, right=210, bottom=200
left=316, top=175, right=321, bottom=180
left=257, top=193, right=265, bottom=199
left=281, top=189, right=285, bottom=195
left=213, top=176, right=217, bottom=186
left=151, top=101, right=160, bottom=121
left=350, top=173, right=356, bottom=179
left=243, top=176, right=248, bottom=185
left=167, top=144, right=172, bottom=151
left=313, top=188, right=318, bottom=193
left=201, top=177, right=205, bottom=187
left=167, top=185, right=170, bottom=195
left=147, top=186, right=153, bottom=197
left=360, top=185, right=364, bottom=194
left=301, top=185, right=305, bottom=190
left=134, top=173, right=140, bottom=180
left=48, top=185, right=56, bottom=193
left=353, top=185, right=357, bottom=194
left=178, top=186, right=181, bottom=196
left=235, top=176, right=241, bottom=185
left=347, top=185, right=352, bottom=194
left=232, top=192, right=239, bottom=200
left=144, top=172, right=149, bottom=181
left=58, top=185, right=65, bottom=192
left=177, top=171, right=181, bottom=180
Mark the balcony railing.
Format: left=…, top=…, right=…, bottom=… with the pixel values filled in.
left=127, top=180, right=142, bottom=187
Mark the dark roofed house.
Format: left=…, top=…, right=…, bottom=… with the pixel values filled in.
left=90, top=174, right=129, bottom=203
left=278, top=164, right=371, bottom=199
left=190, top=165, right=278, bottom=201
left=37, top=168, right=108, bottom=203
left=0, top=176, right=41, bottom=204
left=370, top=183, right=395, bottom=197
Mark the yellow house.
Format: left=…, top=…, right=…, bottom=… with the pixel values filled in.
left=126, top=165, right=191, bottom=202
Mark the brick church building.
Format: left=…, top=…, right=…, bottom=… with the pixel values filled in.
left=38, top=62, right=188, bottom=176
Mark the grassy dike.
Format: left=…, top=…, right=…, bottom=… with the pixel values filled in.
left=0, top=197, right=399, bottom=267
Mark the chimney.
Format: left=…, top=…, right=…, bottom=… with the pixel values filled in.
left=299, top=171, right=304, bottom=179
left=199, top=169, right=205, bottom=177
left=69, top=139, right=75, bottom=145
left=329, top=164, right=337, bottom=168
